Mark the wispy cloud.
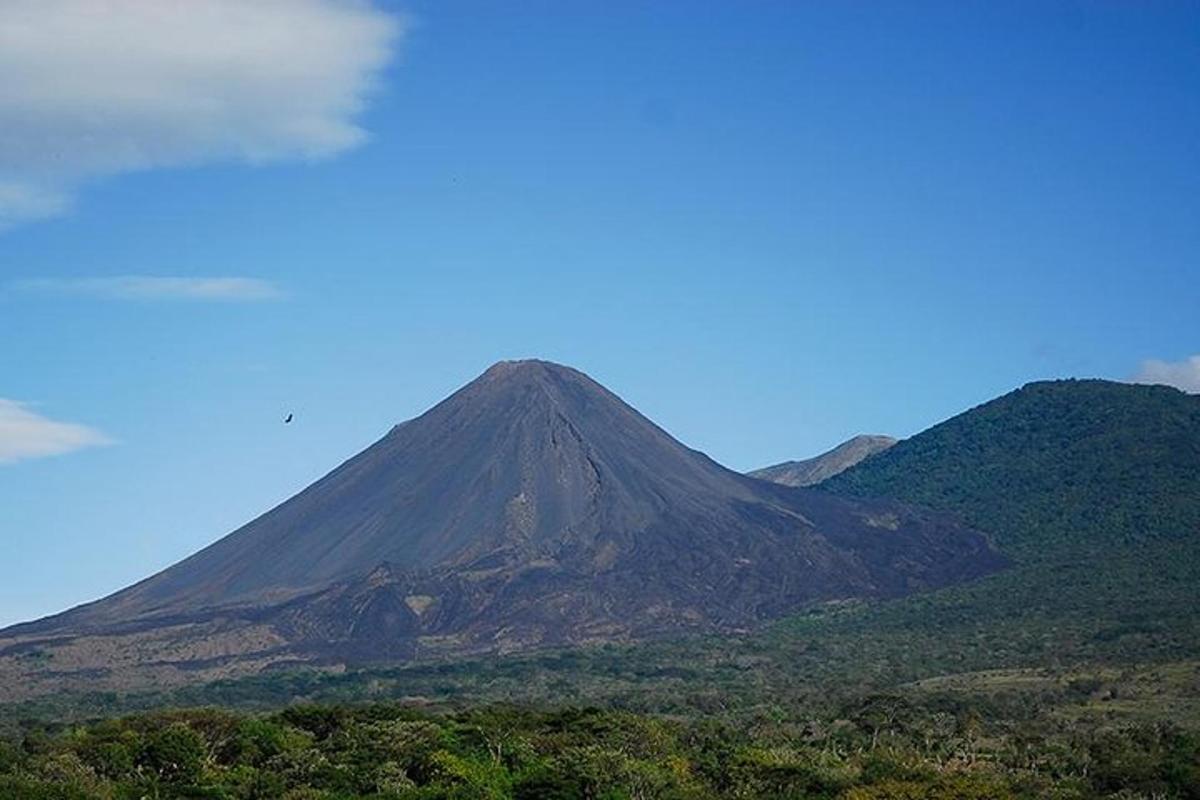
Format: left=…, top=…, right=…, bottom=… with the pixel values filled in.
left=0, top=399, right=112, bottom=465
left=12, top=275, right=284, bottom=302
left=0, top=0, right=401, bottom=230
left=1132, top=355, right=1200, bottom=394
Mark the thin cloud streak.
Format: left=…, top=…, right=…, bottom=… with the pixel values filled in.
left=1132, top=355, right=1200, bottom=394
left=0, top=399, right=112, bottom=465
left=12, top=276, right=284, bottom=302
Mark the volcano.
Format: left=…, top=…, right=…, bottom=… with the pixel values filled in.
left=0, top=360, right=1003, bottom=695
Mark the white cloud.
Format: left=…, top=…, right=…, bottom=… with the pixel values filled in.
left=0, top=0, right=400, bottom=229
left=13, top=275, right=283, bottom=301
left=1132, top=355, right=1200, bottom=394
left=0, top=399, right=113, bottom=464
left=0, top=181, right=70, bottom=228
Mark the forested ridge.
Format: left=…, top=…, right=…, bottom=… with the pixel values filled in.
left=823, top=379, right=1200, bottom=558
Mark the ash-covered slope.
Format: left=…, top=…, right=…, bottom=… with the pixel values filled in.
left=751, top=434, right=898, bottom=487
left=62, top=358, right=775, bottom=622
left=2, top=361, right=1002, bottom=690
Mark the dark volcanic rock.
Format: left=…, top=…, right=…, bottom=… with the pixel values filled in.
left=2, top=360, right=1003, bottom=685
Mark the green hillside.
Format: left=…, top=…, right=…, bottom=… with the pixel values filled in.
left=823, top=379, right=1200, bottom=560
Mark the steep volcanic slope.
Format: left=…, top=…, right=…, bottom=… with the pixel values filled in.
left=751, top=434, right=897, bottom=487
left=0, top=361, right=1002, bottom=694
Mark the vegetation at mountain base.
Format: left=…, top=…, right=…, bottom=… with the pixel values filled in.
left=3, top=698, right=1200, bottom=799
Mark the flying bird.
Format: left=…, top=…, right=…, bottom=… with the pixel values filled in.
left=284, top=413, right=293, bottom=424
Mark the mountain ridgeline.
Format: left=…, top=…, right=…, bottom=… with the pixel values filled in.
left=821, top=379, right=1200, bottom=559
left=750, top=434, right=897, bottom=487
left=0, top=361, right=1001, bottom=698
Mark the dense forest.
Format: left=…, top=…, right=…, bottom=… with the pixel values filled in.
left=3, top=701, right=1199, bottom=799
left=823, top=379, right=1200, bottom=557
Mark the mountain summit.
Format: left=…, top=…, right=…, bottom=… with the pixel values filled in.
left=751, top=434, right=898, bottom=487
left=1, top=360, right=1002, bottom=695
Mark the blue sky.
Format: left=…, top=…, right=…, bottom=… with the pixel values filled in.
left=1, top=0, right=1198, bottom=627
